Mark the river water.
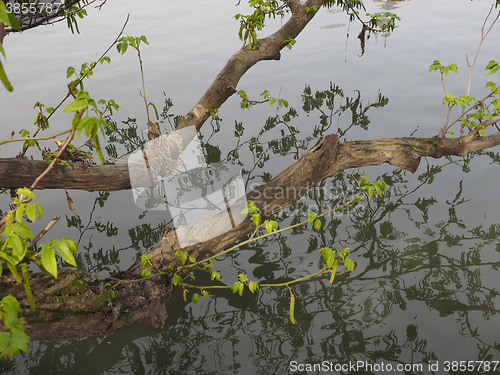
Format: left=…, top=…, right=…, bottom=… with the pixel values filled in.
left=1, top=0, right=500, bottom=374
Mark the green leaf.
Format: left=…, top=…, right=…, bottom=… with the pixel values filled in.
left=251, top=213, right=262, bottom=227
left=307, top=211, right=317, bottom=224
left=238, top=273, right=249, bottom=283
left=374, top=181, right=387, bottom=193
left=66, top=66, right=76, bottom=78
left=344, top=258, right=355, bottom=272
left=76, top=116, right=100, bottom=137
left=6, top=8, right=21, bottom=32
left=25, top=203, right=36, bottom=222
left=175, top=250, right=188, bottom=265
left=313, top=219, right=322, bottom=231
left=248, top=281, right=259, bottom=293
left=15, top=204, right=25, bottom=223
left=0, top=2, right=9, bottom=24
left=232, top=281, right=241, bottom=294
left=264, top=220, right=278, bottom=234
left=0, top=331, right=30, bottom=358
left=238, top=282, right=244, bottom=296
left=429, top=60, right=441, bottom=72
left=16, top=188, right=35, bottom=200
left=210, top=271, right=221, bottom=281
left=359, top=176, right=369, bottom=186
left=326, top=251, right=336, bottom=269
left=486, top=60, right=500, bottom=75
left=9, top=222, right=34, bottom=239
left=64, top=98, right=88, bottom=113
left=172, top=274, right=181, bottom=285
left=53, top=239, right=77, bottom=267
left=142, top=268, right=151, bottom=278
left=365, top=185, right=375, bottom=198
left=240, top=200, right=259, bottom=214
left=7, top=235, right=25, bottom=264
left=192, top=293, right=199, bottom=303
left=1, top=295, right=22, bottom=313
left=41, top=244, right=58, bottom=278
left=319, top=247, right=336, bottom=268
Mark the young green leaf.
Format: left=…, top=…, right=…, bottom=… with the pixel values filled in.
left=192, top=293, right=199, bottom=303
left=175, top=250, right=188, bottom=265
left=10, top=222, right=34, bottom=239
left=64, top=97, right=88, bottom=113
left=264, top=220, right=278, bottom=233
left=7, top=234, right=25, bottom=264
left=313, top=219, right=322, bottom=231
left=359, top=176, right=369, bottom=186
left=248, top=281, right=260, bottom=293
left=53, top=239, right=77, bottom=267
left=486, top=60, right=500, bottom=75
left=16, top=188, right=35, bottom=200
left=344, top=258, right=355, bottom=272
left=40, top=244, right=58, bottom=278
left=142, top=268, right=151, bottom=278
left=238, top=273, right=249, bottom=283
left=307, top=211, right=317, bottom=224
left=232, top=281, right=241, bottom=294
left=251, top=213, right=262, bottom=227
left=15, top=204, right=25, bottom=223
left=172, top=274, right=181, bottom=286
left=320, top=247, right=336, bottom=268
left=240, top=200, right=259, bottom=214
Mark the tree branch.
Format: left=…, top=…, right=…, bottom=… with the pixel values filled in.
left=175, top=0, right=325, bottom=131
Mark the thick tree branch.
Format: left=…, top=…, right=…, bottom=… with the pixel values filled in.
left=2, top=124, right=500, bottom=191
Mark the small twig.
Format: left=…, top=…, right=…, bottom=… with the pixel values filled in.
left=466, top=6, right=500, bottom=96
left=29, top=124, right=78, bottom=191
left=27, top=217, right=60, bottom=250
left=14, top=14, right=130, bottom=152
left=439, top=92, right=495, bottom=137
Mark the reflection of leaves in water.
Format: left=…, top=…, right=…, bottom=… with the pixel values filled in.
left=11, top=84, right=498, bottom=374
left=128, top=223, right=165, bottom=251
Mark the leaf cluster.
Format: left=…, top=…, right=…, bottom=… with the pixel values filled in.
left=430, top=60, right=500, bottom=135
left=235, top=0, right=287, bottom=49
left=0, top=295, right=29, bottom=358
left=0, top=188, right=80, bottom=357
